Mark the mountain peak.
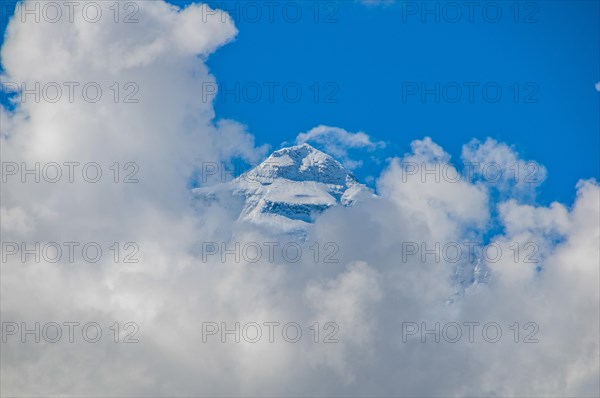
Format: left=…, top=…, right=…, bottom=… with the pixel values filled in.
left=275, top=142, right=315, bottom=152
left=271, top=142, right=325, bottom=158
left=194, top=143, right=373, bottom=236
left=245, top=142, right=349, bottom=186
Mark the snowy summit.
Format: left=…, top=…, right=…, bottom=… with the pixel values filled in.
left=193, top=143, right=373, bottom=235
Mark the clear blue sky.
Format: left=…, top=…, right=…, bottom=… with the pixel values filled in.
left=1, top=0, right=598, bottom=205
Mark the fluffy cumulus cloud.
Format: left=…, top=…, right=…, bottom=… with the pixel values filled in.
left=461, top=138, right=547, bottom=199
left=1, top=1, right=599, bottom=397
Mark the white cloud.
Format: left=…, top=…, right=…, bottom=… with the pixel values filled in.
left=295, top=125, right=385, bottom=169
left=462, top=138, right=547, bottom=199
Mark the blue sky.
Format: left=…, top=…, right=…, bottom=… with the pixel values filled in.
left=1, top=0, right=599, bottom=205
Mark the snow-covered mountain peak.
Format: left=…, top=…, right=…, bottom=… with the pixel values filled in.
left=194, top=144, right=374, bottom=236
left=243, top=143, right=351, bottom=186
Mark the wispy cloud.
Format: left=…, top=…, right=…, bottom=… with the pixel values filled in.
left=295, top=125, right=385, bottom=169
